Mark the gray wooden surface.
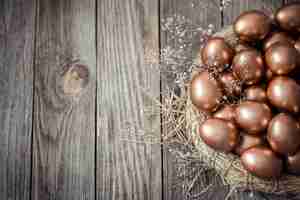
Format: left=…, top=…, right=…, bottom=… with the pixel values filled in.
left=32, top=0, right=96, bottom=199
left=0, top=0, right=299, bottom=200
left=96, top=0, right=161, bottom=199
left=0, top=0, right=35, bottom=199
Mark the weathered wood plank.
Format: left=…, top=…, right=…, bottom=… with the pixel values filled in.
left=32, top=0, right=96, bottom=199
left=0, top=0, right=35, bottom=199
left=97, top=0, right=161, bottom=199
left=160, top=1, right=222, bottom=199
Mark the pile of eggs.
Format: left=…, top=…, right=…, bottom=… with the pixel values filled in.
left=190, top=3, right=300, bottom=179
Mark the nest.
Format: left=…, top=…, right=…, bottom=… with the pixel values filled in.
left=186, top=26, right=300, bottom=195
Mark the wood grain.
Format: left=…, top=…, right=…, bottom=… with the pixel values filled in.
left=160, top=0, right=222, bottom=200
left=96, top=0, right=161, bottom=199
left=0, top=0, right=35, bottom=199
left=32, top=0, right=96, bottom=199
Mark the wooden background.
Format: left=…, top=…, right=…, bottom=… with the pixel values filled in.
left=0, top=0, right=299, bottom=199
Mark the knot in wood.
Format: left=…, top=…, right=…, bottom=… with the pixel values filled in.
left=61, top=63, right=89, bottom=96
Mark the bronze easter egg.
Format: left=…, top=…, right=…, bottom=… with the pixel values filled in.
left=267, top=113, right=300, bottom=155
left=190, top=71, right=223, bottom=112
left=213, top=105, right=236, bottom=122
left=276, top=3, right=300, bottom=32
left=199, top=118, right=239, bottom=153
left=234, top=10, right=272, bottom=42
left=265, top=42, right=299, bottom=75
left=241, top=146, right=283, bottom=179
left=232, top=50, right=265, bottom=85
left=235, top=101, right=272, bottom=134
left=267, top=76, right=300, bottom=114
left=263, top=32, right=294, bottom=52
left=201, top=37, right=234, bottom=72
left=219, top=72, right=242, bottom=97
left=235, top=134, right=265, bottom=155
left=245, top=85, right=267, bottom=102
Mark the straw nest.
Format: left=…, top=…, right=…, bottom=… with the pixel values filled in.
left=187, top=26, right=300, bottom=195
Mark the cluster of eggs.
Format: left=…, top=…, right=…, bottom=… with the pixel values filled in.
left=190, top=3, right=300, bottom=179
